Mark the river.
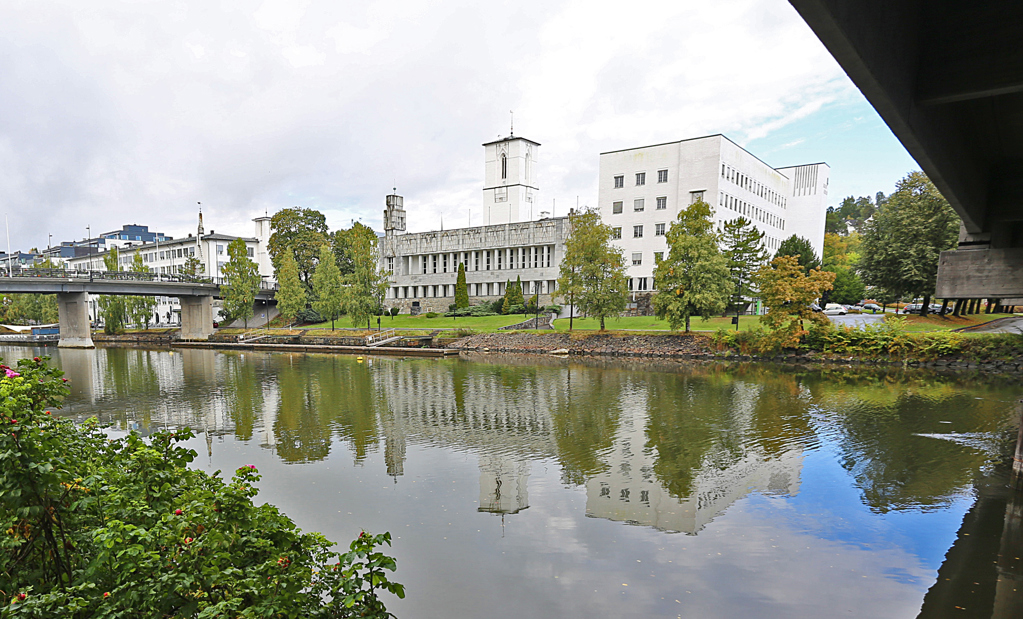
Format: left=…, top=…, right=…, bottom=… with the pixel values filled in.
left=3, top=345, right=1021, bottom=618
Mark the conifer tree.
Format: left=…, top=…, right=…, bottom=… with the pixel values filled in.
left=454, top=262, right=469, bottom=309
left=775, top=235, right=821, bottom=273
left=720, top=217, right=768, bottom=311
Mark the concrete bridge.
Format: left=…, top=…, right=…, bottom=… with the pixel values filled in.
left=0, top=269, right=276, bottom=348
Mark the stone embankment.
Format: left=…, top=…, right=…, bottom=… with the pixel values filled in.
left=448, top=332, right=711, bottom=358
left=447, top=332, right=1023, bottom=373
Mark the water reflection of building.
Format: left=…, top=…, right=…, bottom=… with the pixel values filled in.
left=583, top=382, right=802, bottom=534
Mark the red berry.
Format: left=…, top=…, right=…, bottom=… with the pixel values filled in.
left=103, top=592, right=110, bottom=598
left=17, top=593, right=26, bottom=601
left=174, top=509, right=183, bottom=515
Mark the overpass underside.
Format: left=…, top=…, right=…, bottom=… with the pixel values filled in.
left=54, top=292, right=214, bottom=349
left=790, top=0, right=1023, bottom=300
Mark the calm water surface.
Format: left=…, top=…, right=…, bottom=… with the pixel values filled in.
left=5, top=346, right=1022, bottom=619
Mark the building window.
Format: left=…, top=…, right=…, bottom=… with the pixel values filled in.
left=655, top=223, right=666, bottom=236
left=633, top=225, right=643, bottom=238
left=627, top=278, right=634, bottom=291
left=386, top=257, right=394, bottom=273
left=443, top=253, right=449, bottom=273
left=216, top=244, right=224, bottom=255
left=501, top=153, right=507, bottom=180
left=690, top=190, right=705, bottom=204
left=638, top=277, right=648, bottom=291
left=654, top=251, right=663, bottom=262
left=497, top=249, right=503, bottom=270
left=432, top=254, right=438, bottom=273
left=612, top=201, right=623, bottom=214
left=635, top=172, right=646, bottom=186
left=657, top=169, right=668, bottom=183
left=656, top=196, right=667, bottom=210
left=612, top=227, right=622, bottom=239
left=633, top=199, right=644, bottom=212
left=614, top=175, right=624, bottom=188
left=632, top=252, right=642, bottom=266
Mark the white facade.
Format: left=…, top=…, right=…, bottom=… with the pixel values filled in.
left=481, top=136, right=540, bottom=225
left=598, top=135, right=829, bottom=293
left=380, top=134, right=566, bottom=313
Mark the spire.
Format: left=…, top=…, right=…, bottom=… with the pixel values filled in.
left=510, top=110, right=514, bottom=137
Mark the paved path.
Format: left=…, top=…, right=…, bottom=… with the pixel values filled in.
left=960, top=316, right=1023, bottom=334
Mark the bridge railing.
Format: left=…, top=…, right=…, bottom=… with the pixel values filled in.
left=0, top=267, right=278, bottom=291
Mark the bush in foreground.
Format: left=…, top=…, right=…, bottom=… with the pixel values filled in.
left=0, top=357, right=402, bottom=618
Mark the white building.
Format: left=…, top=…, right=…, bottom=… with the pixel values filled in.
left=598, top=134, right=829, bottom=296
left=380, top=134, right=568, bottom=314
left=64, top=215, right=275, bottom=325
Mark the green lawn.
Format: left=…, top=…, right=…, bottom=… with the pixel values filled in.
left=303, top=313, right=529, bottom=333
left=552, top=315, right=763, bottom=332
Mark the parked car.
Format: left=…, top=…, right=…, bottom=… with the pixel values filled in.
left=810, top=303, right=822, bottom=312
left=899, top=304, right=924, bottom=314
left=929, top=303, right=943, bottom=314
left=823, top=303, right=847, bottom=316
left=862, top=303, right=882, bottom=313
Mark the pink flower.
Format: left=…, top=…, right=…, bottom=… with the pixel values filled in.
left=5, top=369, right=19, bottom=378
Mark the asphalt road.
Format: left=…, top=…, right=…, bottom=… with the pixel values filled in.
left=827, top=312, right=887, bottom=327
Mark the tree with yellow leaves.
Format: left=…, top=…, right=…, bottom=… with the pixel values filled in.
left=754, top=255, right=835, bottom=349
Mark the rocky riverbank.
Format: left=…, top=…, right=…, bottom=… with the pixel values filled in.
left=447, top=331, right=1023, bottom=373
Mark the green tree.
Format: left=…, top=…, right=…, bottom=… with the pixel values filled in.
left=720, top=216, right=768, bottom=309
left=343, top=230, right=389, bottom=329
left=830, top=268, right=867, bottom=305
left=653, top=199, right=733, bottom=332
left=268, top=207, right=329, bottom=284
left=180, top=254, right=205, bottom=280
left=754, top=255, right=835, bottom=349
left=221, top=239, right=261, bottom=329
left=859, top=171, right=960, bottom=316
left=454, top=261, right=469, bottom=309
left=556, top=208, right=628, bottom=330
left=775, top=235, right=821, bottom=273
left=312, top=244, right=344, bottom=330
left=98, top=248, right=126, bottom=334
left=125, top=253, right=157, bottom=329
left=276, top=251, right=307, bottom=328
left=0, top=357, right=403, bottom=617
left=330, top=222, right=378, bottom=276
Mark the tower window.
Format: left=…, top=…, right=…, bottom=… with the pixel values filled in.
left=501, top=153, right=507, bottom=180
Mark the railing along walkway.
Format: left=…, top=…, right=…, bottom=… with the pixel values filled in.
left=366, top=329, right=399, bottom=347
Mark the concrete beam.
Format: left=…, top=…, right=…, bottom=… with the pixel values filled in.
left=935, top=249, right=1023, bottom=298
left=56, top=292, right=94, bottom=349
left=180, top=295, right=214, bottom=341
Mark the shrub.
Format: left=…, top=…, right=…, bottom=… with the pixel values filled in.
left=424, top=311, right=440, bottom=318
left=296, top=307, right=324, bottom=324
left=0, top=357, right=403, bottom=618
left=389, top=307, right=400, bottom=317
left=444, top=304, right=499, bottom=318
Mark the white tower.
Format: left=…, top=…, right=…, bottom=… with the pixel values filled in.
left=482, top=135, right=540, bottom=225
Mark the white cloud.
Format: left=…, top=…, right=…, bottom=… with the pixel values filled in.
left=1, top=0, right=885, bottom=250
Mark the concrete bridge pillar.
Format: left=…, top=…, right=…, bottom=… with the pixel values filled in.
left=180, top=295, right=214, bottom=341
left=57, top=292, right=94, bottom=349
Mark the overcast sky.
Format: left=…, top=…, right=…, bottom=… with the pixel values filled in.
left=2, top=0, right=918, bottom=251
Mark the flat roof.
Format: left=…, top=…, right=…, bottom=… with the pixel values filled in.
left=599, top=133, right=828, bottom=176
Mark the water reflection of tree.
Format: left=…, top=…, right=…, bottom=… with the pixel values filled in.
left=319, top=356, right=382, bottom=463
left=549, top=366, right=623, bottom=486
left=102, top=349, right=163, bottom=428
left=781, top=366, right=1016, bottom=513
left=221, top=353, right=264, bottom=442
left=272, top=354, right=334, bottom=463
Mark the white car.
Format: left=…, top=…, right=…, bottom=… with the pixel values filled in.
left=822, top=303, right=847, bottom=316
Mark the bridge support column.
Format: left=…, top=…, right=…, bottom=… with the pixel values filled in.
left=180, top=295, right=214, bottom=341
left=57, top=292, right=94, bottom=349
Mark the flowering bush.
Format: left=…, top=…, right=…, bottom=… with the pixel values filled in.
left=0, top=357, right=402, bottom=618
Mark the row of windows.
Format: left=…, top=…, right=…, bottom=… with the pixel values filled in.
left=720, top=192, right=785, bottom=229
left=118, top=246, right=197, bottom=266
left=390, top=280, right=556, bottom=299
left=612, top=196, right=668, bottom=214
left=611, top=223, right=666, bottom=240
left=613, top=169, right=669, bottom=188
left=721, top=163, right=786, bottom=208
left=410, top=246, right=555, bottom=276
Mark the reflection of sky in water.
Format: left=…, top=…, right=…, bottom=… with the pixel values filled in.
left=2, top=345, right=1019, bottom=619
